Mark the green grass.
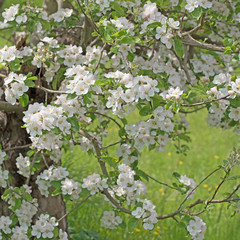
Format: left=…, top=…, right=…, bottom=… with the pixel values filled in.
left=62, top=110, right=240, bottom=240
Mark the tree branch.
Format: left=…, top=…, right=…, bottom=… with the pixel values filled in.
left=0, top=101, right=25, bottom=116
left=181, top=95, right=229, bottom=107
left=182, top=34, right=239, bottom=53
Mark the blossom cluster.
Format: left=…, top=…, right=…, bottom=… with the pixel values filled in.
left=124, top=107, right=173, bottom=153
left=64, top=65, right=96, bottom=96
left=3, top=73, right=28, bottom=105
left=139, top=2, right=180, bottom=49
left=109, top=164, right=147, bottom=206
left=15, top=199, right=38, bottom=227
left=185, top=0, right=212, bottom=12
left=82, top=173, right=108, bottom=195
left=179, top=175, right=196, bottom=199
left=31, top=214, right=57, bottom=239
left=36, top=165, right=81, bottom=199
left=100, top=211, right=122, bottom=229
left=2, top=3, right=72, bottom=24
left=187, top=216, right=206, bottom=240
left=132, top=199, right=158, bottom=230
left=0, top=216, right=12, bottom=235
left=16, top=153, right=31, bottom=178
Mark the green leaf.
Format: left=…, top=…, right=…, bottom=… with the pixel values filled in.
left=101, top=157, right=117, bottom=168
left=24, top=79, right=35, bottom=87
left=173, top=38, right=185, bottom=58
left=68, top=117, right=80, bottom=132
left=127, top=52, right=136, bottom=62
left=178, top=221, right=186, bottom=228
left=135, top=169, right=149, bottom=181
left=83, top=92, right=93, bottom=105
left=9, top=59, right=21, bottom=72
left=14, top=198, right=22, bottom=210
left=118, top=36, right=140, bottom=45
left=173, top=172, right=181, bottom=180
left=27, top=76, right=38, bottom=80
left=110, top=46, right=119, bottom=54
left=139, top=105, right=152, bottom=116
left=23, top=193, right=33, bottom=201
left=50, top=180, right=62, bottom=189
left=51, top=187, right=62, bottom=196
left=67, top=93, right=77, bottom=100
left=147, top=22, right=162, bottom=28
left=2, top=189, right=11, bottom=200
left=111, top=2, right=125, bottom=16
left=19, top=94, right=29, bottom=107
left=118, top=127, right=127, bottom=137
left=104, top=31, right=113, bottom=43
left=27, top=21, right=35, bottom=33
left=191, top=7, right=202, bottom=20
left=10, top=214, right=18, bottom=226
left=230, top=98, right=240, bottom=108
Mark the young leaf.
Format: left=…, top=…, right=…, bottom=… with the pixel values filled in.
left=19, top=94, right=29, bottom=107
left=173, top=38, right=184, bottom=58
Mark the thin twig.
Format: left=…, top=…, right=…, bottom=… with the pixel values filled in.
left=226, top=184, right=240, bottom=200
left=4, top=143, right=32, bottom=152
left=41, top=152, right=49, bottom=168
left=181, top=95, right=229, bottom=107
left=86, top=111, right=122, bottom=129
left=36, top=85, right=68, bottom=94
left=93, top=43, right=107, bottom=73
left=101, top=140, right=124, bottom=150
left=146, top=173, right=178, bottom=190
left=182, top=14, right=205, bottom=36
left=178, top=167, right=221, bottom=210
left=75, top=0, right=102, bottom=37
left=180, top=106, right=206, bottom=114
left=58, top=195, right=92, bottom=222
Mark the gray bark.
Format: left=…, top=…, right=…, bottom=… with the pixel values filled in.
left=0, top=0, right=69, bottom=235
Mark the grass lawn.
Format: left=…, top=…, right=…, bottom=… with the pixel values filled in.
left=63, top=110, right=240, bottom=240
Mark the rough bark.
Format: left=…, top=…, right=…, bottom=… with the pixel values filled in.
left=0, top=0, right=69, bottom=234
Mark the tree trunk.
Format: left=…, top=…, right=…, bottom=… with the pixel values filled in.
left=0, top=0, right=69, bottom=234
left=0, top=99, right=69, bottom=233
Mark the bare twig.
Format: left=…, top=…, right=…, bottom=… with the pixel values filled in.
left=226, top=184, right=240, bottom=200
left=93, top=43, right=107, bottom=73
left=101, top=140, right=124, bottom=150
left=58, top=195, right=92, bottom=222
left=4, top=143, right=32, bottom=152
left=75, top=0, right=102, bottom=37
left=182, top=14, right=205, bottom=36
left=181, top=95, right=230, bottom=107
left=178, top=167, right=221, bottom=210
left=180, top=106, right=206, bottom=114
left=182, top=34, right=239, bottom=53
left=42, top=152, right=49, bottom=168
left=36, top=85, right=68, bottom=94
left=86, top=111, right=122, bottom=129
left=145, top=173, right=178, bottom=190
